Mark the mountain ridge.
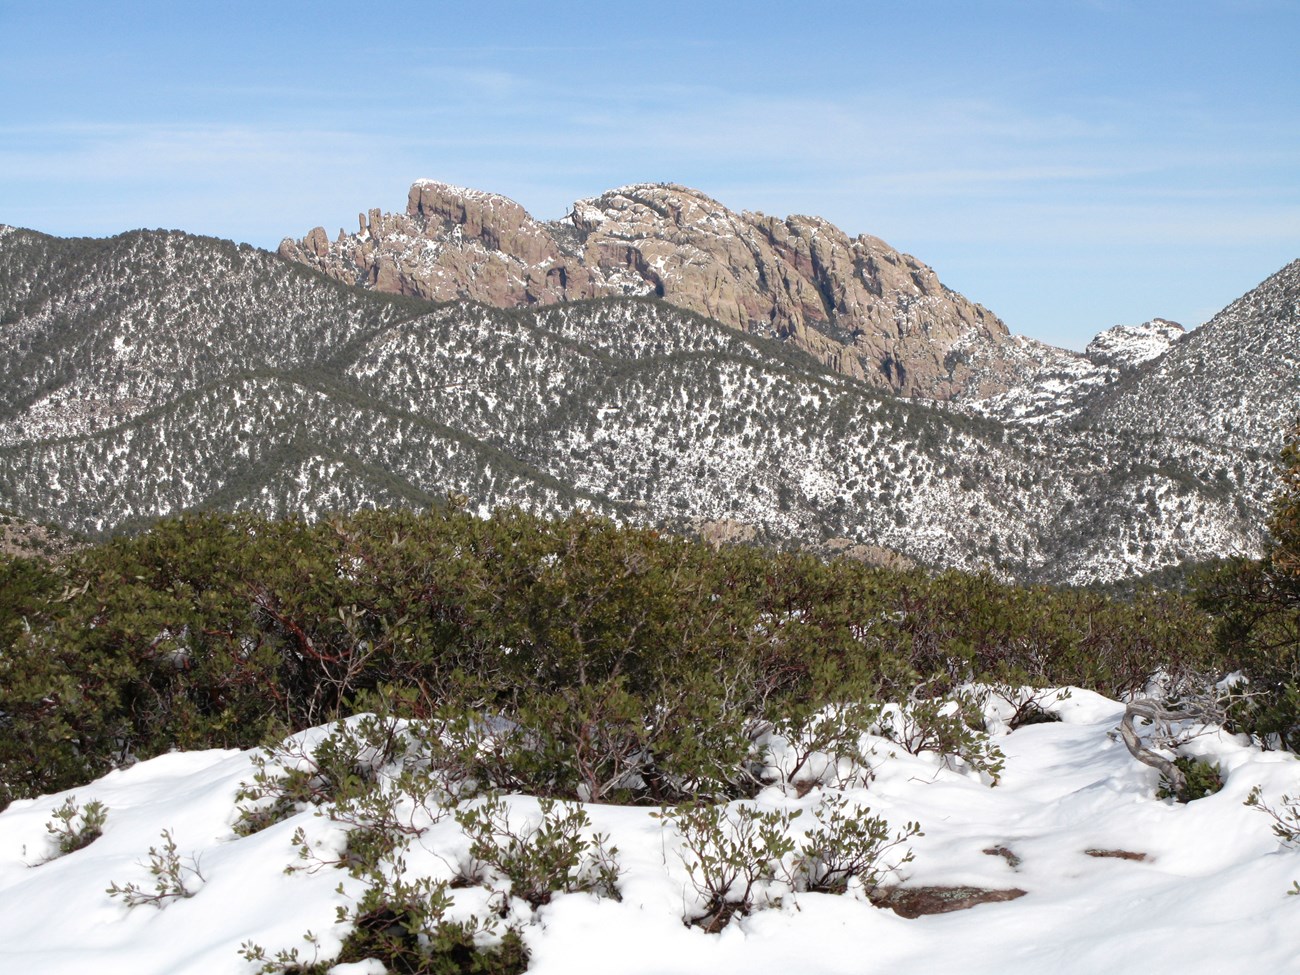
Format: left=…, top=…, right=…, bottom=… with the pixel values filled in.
left=1081, top=259, right=1300, bottom=453
left=1, top=223, right=1287, bottom=585
left=279, top=181, right=1022, bottom=400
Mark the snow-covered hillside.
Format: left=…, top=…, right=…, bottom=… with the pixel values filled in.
left=958, top=334, right=1116, bottom=424
left=1082, top=261, right=1300, bottom=454
left=960, top=318, right=1189, bottom=427
left=1085, top=318, right=1186, bottom=371
left=2, top=690, right=1298, bottom=974
left=0, top=228, right=1290, bottom=584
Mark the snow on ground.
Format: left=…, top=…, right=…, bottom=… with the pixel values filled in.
left=1086, top=319, right=1186, bottom=371
left=2, top=689, right=1299, bottom=975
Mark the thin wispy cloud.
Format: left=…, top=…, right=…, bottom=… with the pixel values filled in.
left=2, top=0, right=1296, bottom=347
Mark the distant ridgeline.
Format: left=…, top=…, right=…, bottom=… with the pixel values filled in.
left=0, top=213, right=1296, bottom=586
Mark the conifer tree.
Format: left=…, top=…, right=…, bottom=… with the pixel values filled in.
left=1268, top=423, right=1300, bottom=590
left=1201, top=422, right=1300, bottom=749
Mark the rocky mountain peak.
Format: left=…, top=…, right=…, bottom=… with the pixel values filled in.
left=1085, top=318, right=1186, bottom=371
left=567, top=183, right=730, bottom=233
left=405, top=179, right=557, bottom=265
left=279, top=180, right=1022, bottom=399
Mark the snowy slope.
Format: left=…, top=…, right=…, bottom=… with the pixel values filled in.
left=959, top=334, right=1116, bottom=424
left=1085, top=318, right=1186, bottom=371
left=2, top=690, right=1299, bottom=975
left=0, top=228, right=1286, bottom=584
left=959, top=319, right=1185, bottom=426
left=1082, top=261, right=1300, bottom=454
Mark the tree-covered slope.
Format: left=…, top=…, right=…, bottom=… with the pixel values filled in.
left=0, top=227, right=1279, bottom=584
left=1080, top=259, right=1300, bottom=453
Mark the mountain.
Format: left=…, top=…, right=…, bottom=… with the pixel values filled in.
left=1080, top=261, right=1300, bottom=454
left=963, top=262, right=1299, bottom=455
left=0, top=223, right=1280, bottom=585
left=279, top=181, right=1022, bottom=400
left=957, top=319, right=1184, bottom=427
left=1085, top=318, right=1185, bottom=371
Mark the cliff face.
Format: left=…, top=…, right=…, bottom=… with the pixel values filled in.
left=280, top=181, right=1017, bottom=399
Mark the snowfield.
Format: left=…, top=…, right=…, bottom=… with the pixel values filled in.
left=2, top=689, right=1299, bottom=974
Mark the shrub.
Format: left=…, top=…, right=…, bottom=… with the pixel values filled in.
left=879, top=683, right=1006, bottom=785
left=245, top=733, right=528, bottom=974
left=987, top=684, right=1067, bottom=731
left=1245, top=786, right=1300, bottom=845
left=1244, top=786, right=1300, bottom=896
left=0, top=505, right=1222, bottom=808
left=1156, top=756, right=1223, bottom=802
left=39, top=795, right=108, bottom=861
left=331, top=858, right=526, bottom=975
left=761, top=698, right=879, bottom=795
left=0, top=554, right=59, bottom=652
left=238, top=931, right=326, bottom=975
left=454, top=795, right=621, bottom=910
left=1197, top=423, right=1300, bottom=750
left=657, top=793, right=923, bottom=930
left=657, top=802, right=800, bottom=932
left=106, top=828, right=204, bottom=909
left=793, top=793, right=921, bottom=895
left=234, top=715, right=420, bottom=837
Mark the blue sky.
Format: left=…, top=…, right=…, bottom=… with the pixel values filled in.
left=2, top=1, right=1297, bottom=349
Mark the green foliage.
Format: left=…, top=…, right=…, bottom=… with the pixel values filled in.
left=794, top=793, right=922, bottom=895
left=1245, top=785, right=1300, bottom=844
left=40, top=795, right=108, bottom=860
left=235, top=716, right=422, bottom=838
left=657, top=802, right=801, bottom=931
left=239, top=930, right=327, bottom=975
left=1197, top=423, right=1300, bottom=750
left=657, top=792, right=921, bottom=930
left=0, top=505, right=1219, bottom=808
left=244, top=722, right=529, bottom=975
left=1156, top=756, right=1223, bottom=802
left=763, top=698, right=880, bottom=794
left=331, top=859, right=526, bottom=975
left=0, top=554, right=59, bottom=651
left=879, top=685, right=1006, bottom=785
left=1245, top=786, right=1300, bottom=895
left=990, top=684, right=1068, bottom=730
left=105, top=828, right=203, bottom=909
left=455, top=795, right=621, bottom=909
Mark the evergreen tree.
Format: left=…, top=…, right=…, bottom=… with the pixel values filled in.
left=1269, top=424, right=1300, bottom=589
left=1200, top=422, right=1300, bottom=749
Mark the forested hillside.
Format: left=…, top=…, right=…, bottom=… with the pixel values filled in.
left=0, top=227, right=1281, bottom=585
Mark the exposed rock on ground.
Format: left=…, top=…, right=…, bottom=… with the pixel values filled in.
left=869, top=885, right=1028, bottom=918
left=1084, top=849, right=1149, bottom=861
left=0, top=510, right=81, bottom=560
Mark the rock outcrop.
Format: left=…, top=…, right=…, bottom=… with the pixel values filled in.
left=960, top=319, right=1185, bottom=426
left=280, top=181, right=1019, bottom=399
left=1085, top=318, right=1185, bottom=371
left=869, top=885, right=1028, bottom=918
left=0, top=509, right=81, bottom=560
